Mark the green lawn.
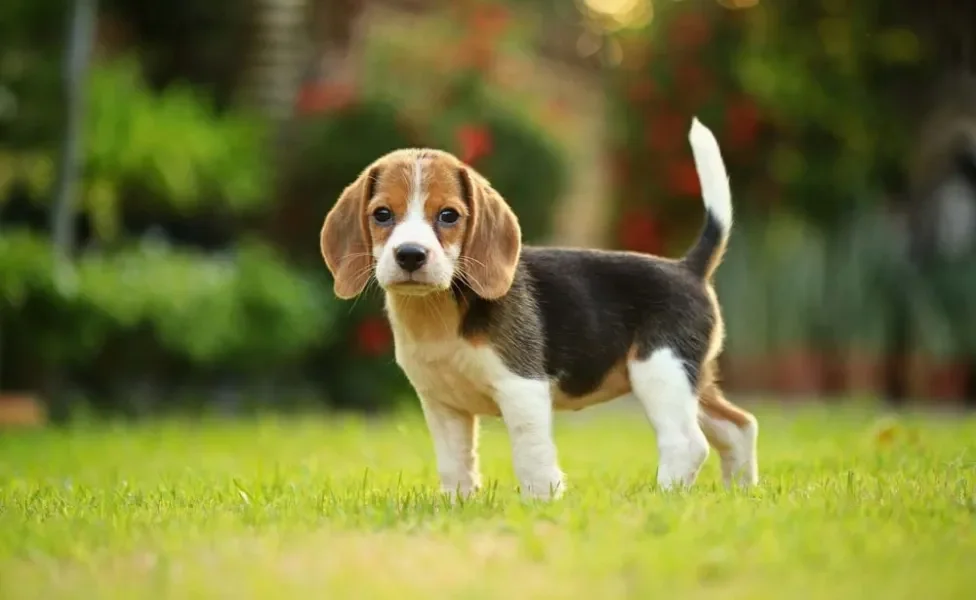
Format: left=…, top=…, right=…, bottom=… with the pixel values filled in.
left=1, top=401, right=974, bottom=599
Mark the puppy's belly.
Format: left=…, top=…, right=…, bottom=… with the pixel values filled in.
left=550, top=386, right=632, bottom=411
left=550, top=361, right=633, bottom=412
left=396, top=340, right=633, bottom=416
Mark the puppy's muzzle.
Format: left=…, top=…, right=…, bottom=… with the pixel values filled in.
left=394, top=243, right=428, bottom=273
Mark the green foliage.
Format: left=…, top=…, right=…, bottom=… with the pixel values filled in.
left=733, top=1, right=918, bottom=224
left=83, top=60, right=269, bottom=240
left=604, top=4, right=753, bottom=255
left=604, top=1, right=925, bottom=235
left=427, top=78, right=568, bottom=241
left=0, top=229, right=58, bottom=308
left=717, top=211, right=971, bottom=359
left=469, top=110, right=566, bottom=241
left=88, top=60, right=269, bottom=207
left=290, top=101, right=415, bottom=195
left=0, top=0, right=66, bottom=149
left=1, top=59, right=270, bottom=240
left=0, top=230, right=332, bottom=369
left=0, top=151, right=53, bottom=205
left=716, top=217, right=824, bottom=356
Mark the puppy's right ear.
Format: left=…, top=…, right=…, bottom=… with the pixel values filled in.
left=320, top=166, right=380, bottom=299
left=458, top=166, right=521, bottom=300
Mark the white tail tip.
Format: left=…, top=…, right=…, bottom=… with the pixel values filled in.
left=688, top=117, right=732, bottom=231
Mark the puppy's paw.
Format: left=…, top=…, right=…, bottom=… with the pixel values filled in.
left=518, top=474, right=566, bottom=501
left=440, top=481, right=481, bottom=504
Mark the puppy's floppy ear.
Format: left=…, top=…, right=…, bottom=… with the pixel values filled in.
left=458, top=166, right=521, bottom=299
left=321, top=166, right=379, bottom=299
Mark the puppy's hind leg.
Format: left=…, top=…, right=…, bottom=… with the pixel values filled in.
left=628, top=347, right=710, bottom=490
left=698, top=383, right=758, bottom=487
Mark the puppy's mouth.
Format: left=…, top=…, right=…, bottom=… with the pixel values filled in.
left=383, top=275, right=449, bottom=296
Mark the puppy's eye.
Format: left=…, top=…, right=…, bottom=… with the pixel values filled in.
left=438, top=208, right=460, bottom=225
left=372, top=207, right=393, bottom=225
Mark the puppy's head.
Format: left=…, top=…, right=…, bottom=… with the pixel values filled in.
left=320, top=149, right=521, bottom=300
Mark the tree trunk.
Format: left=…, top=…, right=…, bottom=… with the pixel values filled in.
left=40, top=0, right=97, bottom=416
left=239, top=0, right=311, bottom=140
left=51, top=0, right=97, bottom=280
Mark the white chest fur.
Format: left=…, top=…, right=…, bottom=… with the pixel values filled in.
left=393, top=336, right=502, bottom=416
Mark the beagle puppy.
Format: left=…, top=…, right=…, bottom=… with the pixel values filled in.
left=320, top=118, right=758, bottom=500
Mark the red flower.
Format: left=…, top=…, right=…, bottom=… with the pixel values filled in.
left=618, top=209, right=663, bottom=254
left=295, top=82, right=357, bottom=115
left=668, top=12, right=711, bottom=51
left=470, top=3, right=511, bottom=37
left=666, top=158, right=702, bottom=197
left=457, top=124, right=493, bottom=164
left=725, top=97, right=761, bottom=149
left=356, top=317, right=392, bottom=357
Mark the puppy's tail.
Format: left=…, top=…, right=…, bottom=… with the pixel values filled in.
left=682, top=117, right=732, bottom=281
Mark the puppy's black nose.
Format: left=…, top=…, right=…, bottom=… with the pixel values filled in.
left=394, top=244, right=428, bottom=272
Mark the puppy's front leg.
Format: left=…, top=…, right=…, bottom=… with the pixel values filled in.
left=494, top=378, right=565, bottom=500
left=419, top=398, right=481, bottom=500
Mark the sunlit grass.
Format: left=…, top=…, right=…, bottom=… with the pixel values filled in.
left=1, top=402, right=974, bottom=599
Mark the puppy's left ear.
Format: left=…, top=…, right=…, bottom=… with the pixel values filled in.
left=321, top=166, right=379, bottom=299
left=459, top=166, right=521, bottom=299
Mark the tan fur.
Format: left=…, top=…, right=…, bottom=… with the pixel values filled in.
left=363, top=152, right=472, bottom=253
left=425, top=164, right=470, bottom=251
left=320, top=167, right=376, bottom=299
left=696, top=286, right=753, bottom=429
left=322, top=149, right=519, bottom=300
left=365, top=160, right=412, bottom=250
left=699, top=380, right=752, bottom=429
left=551, top=359, right=632, bottom=411
left=387, top=291, right=463, bottom=343
left=458, top=167, right=521, bottom=300
left=387, top=293, right=502, bottom=417
left=550, top=346, right=641, bottom=410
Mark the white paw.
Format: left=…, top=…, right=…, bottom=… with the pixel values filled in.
left=721, top=419, right=759, bottom=487
left=439, top=475, right=481, bottom=503
left=656, top=432, right=709, bottom=490
left=518, top=472, right=566, bottom=501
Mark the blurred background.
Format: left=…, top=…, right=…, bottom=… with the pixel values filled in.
left=2, top=0, right=976, bottom=425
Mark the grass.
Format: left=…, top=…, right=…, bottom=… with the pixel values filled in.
left=1, top=401, right=975, bottom=599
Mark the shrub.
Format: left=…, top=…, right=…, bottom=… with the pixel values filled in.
left=84, top=60, right=269, bottom=240
left=0, top=230, right=332, bottom=391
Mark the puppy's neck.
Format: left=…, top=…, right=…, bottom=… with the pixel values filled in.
left=385, top=290, right=463, bottom=343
